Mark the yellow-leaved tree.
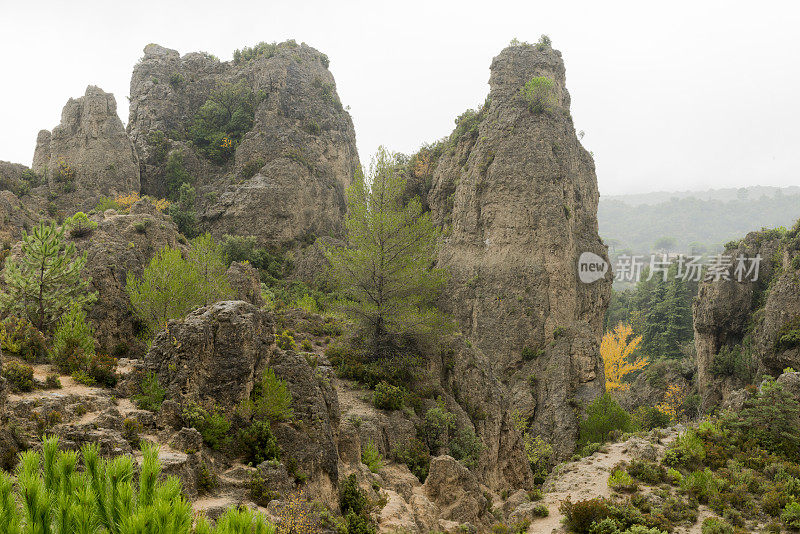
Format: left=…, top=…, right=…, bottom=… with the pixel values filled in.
left=601, top=322, right=648, bottom=392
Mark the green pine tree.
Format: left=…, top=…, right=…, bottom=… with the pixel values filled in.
left=189, top=233, right=234, bottom=306
left=0, top=221, right=96, bottom=332
left=323, top=147, right=449, bottom=359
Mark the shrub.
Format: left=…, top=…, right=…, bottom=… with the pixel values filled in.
left=588, top=517, right=623, bottom=534
left=681, top=469, right=721, bottom=504
left=183, top=402, right=230, bottom=450
left=578, top=393, right=633, bottom=447
left=122, top=418, right=142, bottom=447
left=776, top=316, right=800, bottom=351
left=361, top=440, right=384, bottom=473
left=627, top=460, right=666, bottom=484
left=783, top=501, right=800, bottom=529
left=340, top=473, right=368, bottom=515
left=608, top=469, right=638, bottom=492
left=559, top=497, right=617, bottom=534
left=345, top=511, right=375, bottom=534
left=732, top=377, right=800, bottom=460
left=701, top=517, right=735, bottom=534
left=276, top=330, right=296, bottom=351
left=87, top=353, right=117, bottom=387
left=238, top=420, right=280, bottom=465
left=711, top=344, right=756, bottom=381
left=520, top=76, right=557, bottom=113
left=49, top=304, right=95, bottom=374
left=449, top=426, right=483, bottom=469
left=392, top=437, right=431, bottom=482
left=189, top=81, right=255, bottom=163
left=632, top=406, right=671, bottom=431
left=198, top=461, right=218, bottom=494
left=422, top=402, right=456, bottom=451
left=522, top=346, right=542, bottom=361
left=44, top=374, right=61, bottom=389
left=168, top=182, right=198, bottom=237
left=133, top=371, right=165, bottom=411
left=532, top=504, right=549, bottom=517
left=164, top=150, right=193, bottom=200
left=524, top=434, right=554, bottom=484
left=2, top=361, right=34, bottom=392
left=64, top=212, right=98, bottom=237
left=663, top=429, right=706, bottom=469
left=372, top=381, right=404, bottom=410
left=71, top=370, right=96, bottom=386
left=0, top=316, right=48, bottom=363
left=249, top=367, right=294, bottom=422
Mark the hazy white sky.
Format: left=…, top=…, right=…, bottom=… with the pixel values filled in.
left=1, top=0, right=798, bottom=195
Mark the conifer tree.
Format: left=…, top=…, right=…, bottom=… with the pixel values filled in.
left=189, top=233, right=234, bottom=306
left=323, top=147, right=448, bottom=359
left=0, top=221, right=96, bottom=332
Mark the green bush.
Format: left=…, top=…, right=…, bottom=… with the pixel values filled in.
left=164, top=150, right=193, bottom=200
left=532, top=504, right=549, bottom=517
left=64, top=212, right=98, bottom=238
left=0, top=316, right=48, bottom=363
left=220, top=234, right=288, bottom=280
left=276, top=330, right=296, bottom=351
left=520, top=76, right=556, bottom=113
left=578, top=393, right=633, bottom=447
left=361, top=440, right=384, bottom=473
left=372, top=381, right=404, bottom=410
left=448, top=426, right=483, bottom=469
left=168, top=183, right=198, bottom=237
left=783, top=501, right=800, bottom=529
left=189, top=81, right=255, bottom=163
left=422, top=402, right=456, bottom=451
left=392, top=437, right=431, bottom=482
left=663, top=429, right=706, bottom=469
left=607, top=469, right=638, bottom=493
left=249, top=367, right=294, bottom=422
left=700, top=517, right=735, bottom=534
left=632, top=406, right=671, bottom=431
left=49, top=304, right=95, bottom=375
left=524, top=434, right=554, bottom=484
left=238, top=420, right=280, bottom=465
left=559, top=497, right=617, bottom=534
left=239, top=158, right=265, bottom=179
left=134, top=371, right=166, bottom=411
left=627, top=460, right=666, bottom=484
left=2, top=360, right=34, bottom=392
left=183, top=402, right=231, bottom=450
left=732, top=377, right=800, bottom=460
left=521, top=346, right=542, bottom=361
left=345, top=511, right=375, bottom=534
left=710, top=344, right=756, bottom=381
left=340, top=473, right=368, bottom=515
left=681, top=469, right=720, bottom=504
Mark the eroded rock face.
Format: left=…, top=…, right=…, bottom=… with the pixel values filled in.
left=423, top=455, right=488, bottom=527
left=127, top=42, right=360, bottom=249
left=141, top=301, right=273, bottom=412
left=427, top=43, right=611, bottom=455
left=32, top=86, right=140, bottom=215
left=693, top=225, right=800, bottom=410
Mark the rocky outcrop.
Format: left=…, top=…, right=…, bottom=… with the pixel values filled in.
left=424, top=43, right=611, bottom=455
left=423, top=455, right=489, bottom=527
left=693, top=223, right=800, bottom=410
left=32, top=86, right=140, bottom=215
left=141, top=300, right=273, bottom=412
left=66, top=201, right=185, bottom=358
left=226, top=261, right=264, bottom=307
left=127, top=42, right=360, bottom=249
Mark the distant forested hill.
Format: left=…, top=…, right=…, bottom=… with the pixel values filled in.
left=599, top=186, right=800, bottom=254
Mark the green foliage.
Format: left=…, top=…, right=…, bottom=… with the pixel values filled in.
left=627, top=460, right=666, bottom=485
left=731, top=377, right=800, bottom=460
left=146, top=130, right=171, bottom=163
left=1, top=360, right=33, bottom=392
left=782, top=501, right=800, bottom=529
left=391, top=437, right=430, bottom=482
left=323, top=147, right=449, bottom=359
left=0, top=221, right=96, bottom=332
left=182, top=402, right=231, bottom=450
left=220, top=235, right=289, bottom=280
left=578, top=393, right=633, bottom=447
left=560, top=497, right=618, bottom=534
left=169, top=72, right=184, bottom=88
left=164, top=150, right=193, bottom=200
left=64, top=212, right=97, bottom=237
left=275, top=330, right=296, bottom=351
left=700, top=517, right=736, bottom=534
left=249, top=367, right=294, bottom=422
left=532, top=504, right=550, bottom=517
left=189, top=81, right=255, bottom=163
left=448, top=427, right=483, bottom=469
left=238, top=420, right=280, bottom=466
left=134, top=371, right=165, bottom=411
left=422, top=401, right=456, bottom=451
left=345, top=511, right=375, bottom=534
left=372, top=381, right=404, bottom=410
left=49, top=304, right=95, bottom=374
left=680, top=469, right=721, bottom=503
left=710, top=343, right=756, bottom=382
left=776, top=316, right=800, bottom=351
left=189, top=233, right=234, bottom=306
left=521, top=346, right=542, bottom=361
left=520, top=76, right=557, bottom=113
left=663, top=429, right=706, bottom=469
left=632, top=406, right=672, bottom=431
left=524, top=434, right=554, bottom=484
left=361, top=440, right=384, bottom=473
left=608, top=469, right=638, bottom=492
left=168, top=182, right=198, bottom=237
left=234, top=41, right=279, bottom=63
left=340, top=473, right=368, bottom=515
left=0, top=316, right=47, bottom=363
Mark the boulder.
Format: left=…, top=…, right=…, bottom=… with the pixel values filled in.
left=226, top=261, right=264, bottom=307
left=140, top=300, right=273, bottom=413
left=423, top=455, right=488, bottom=526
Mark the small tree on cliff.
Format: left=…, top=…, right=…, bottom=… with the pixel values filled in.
left=323, top=147, right=448, bottom=359
left=601, top=322, right=648, bottom=392
left=0, top=221, right=96, bottom=332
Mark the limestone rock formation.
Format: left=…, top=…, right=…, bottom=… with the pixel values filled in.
left=32, top=86, right=140, bottom=214
left=693, top=223, right=800, bottom=410
left=226, top=261, right=265, bottom=307
left=127, top=42, right=360, bottom=249
left=424, top=42, right=611, bottom=455
left=141, top=300, right=273, bottom=412
left=423, top=455, right=488, bottom=526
